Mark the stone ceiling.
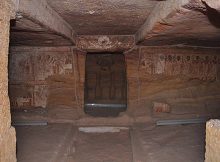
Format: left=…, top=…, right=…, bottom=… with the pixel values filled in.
left=10, top=0, right=220, bottom=48
left=140, top=11, right=220, bottom=47
left=47, top=0, right=157, bottom=35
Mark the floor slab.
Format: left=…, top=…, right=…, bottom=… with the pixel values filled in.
left=15, top=123, right=205, bottom=162
left=73, top=129, right=133, bottom=162
left=16, top=124, right=77, bottom=162
left=131, top=124, right=205, bottom=162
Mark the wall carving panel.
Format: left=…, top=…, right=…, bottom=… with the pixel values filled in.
left=9, top=47, right=75, bottom=109
left=34, top=53, right=73, bottom=81
left=139, top=53, right=218, bottom=80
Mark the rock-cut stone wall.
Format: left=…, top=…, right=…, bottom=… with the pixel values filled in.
left=0, top=0, right=16, bottom=162
left=125, top=46, right=220, bottom=119
left=205, top=119, right=220, bottom=162
left=9, top=46, right=86, bottom=121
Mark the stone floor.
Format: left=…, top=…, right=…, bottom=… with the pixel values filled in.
left=15, top=123, right=205, bottom=162
left=16, top=124, right=76, bottom=162
left=131, top=124, right=205, bottom=162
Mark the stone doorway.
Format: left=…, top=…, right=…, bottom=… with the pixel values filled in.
left=84, top=53, right=127, bottom=117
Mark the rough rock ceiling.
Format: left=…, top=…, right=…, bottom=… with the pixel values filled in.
left=10, top=31, right=72, bottom=46
left=140, top=11, right=220, bottom=47
left=47, top=0, right=157, bottom=35
left=10, top=18, right=72, bottom=46
left=9, top=0, right=220, bottom=48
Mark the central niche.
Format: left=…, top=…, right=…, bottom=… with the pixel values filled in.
left=84, top=53, right=127, bottom=117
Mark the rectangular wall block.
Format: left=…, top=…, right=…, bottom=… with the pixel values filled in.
left=0, top=0, right=17, bottom=162
left=205, top=119, right=220, bottom=162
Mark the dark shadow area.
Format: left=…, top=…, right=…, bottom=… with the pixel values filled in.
left=183, top=1, right=220, bottom=28
left=202, top=1, right=220, bottom=28
left=84, top=53, right=127, bottom=117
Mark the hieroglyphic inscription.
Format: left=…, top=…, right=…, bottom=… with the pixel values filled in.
left=140, top=54, right=218, bottom=80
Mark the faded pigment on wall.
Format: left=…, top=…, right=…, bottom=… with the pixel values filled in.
left=126, top=46, right=220, bottom=119
left=9, top=46, right=220, bottom=120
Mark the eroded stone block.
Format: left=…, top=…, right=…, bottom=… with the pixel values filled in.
left=205, top=119, right=220, bottom=162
